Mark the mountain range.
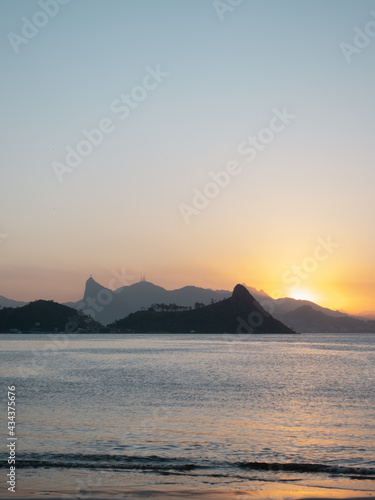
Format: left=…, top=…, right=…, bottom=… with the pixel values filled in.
left=109, top=284, right=295, bottom=334
left=1, top=277, right=374, bottom=333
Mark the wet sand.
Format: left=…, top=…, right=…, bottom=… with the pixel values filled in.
left=5, top=481, right=374, bottom=500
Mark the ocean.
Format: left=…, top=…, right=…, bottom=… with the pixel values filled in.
left=0, top=333, right=374, bottom=499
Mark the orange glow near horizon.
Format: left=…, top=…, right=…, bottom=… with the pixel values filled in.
left=287, top=288, right=318, bottom=303
left=0, top=267, right=373, bottom=316
left=0, top=227, right=374, bottom=315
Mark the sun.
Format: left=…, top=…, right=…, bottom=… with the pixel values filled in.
left=288, top=289, right=317, bottom=303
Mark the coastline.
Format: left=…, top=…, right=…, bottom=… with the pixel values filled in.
left=5, top=467, right=375, bottom=500
left=4, top=484, right=375, bottom=500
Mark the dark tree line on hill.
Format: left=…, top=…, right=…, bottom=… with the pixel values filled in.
left=147, top=302, right=206, bottom=312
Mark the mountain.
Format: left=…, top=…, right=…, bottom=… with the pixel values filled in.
left=272, top=297, right=346, bottom=318
left=109, top=284, right=296, bottom=334
left=0, top=300, right=105, bottom=333
left=356, top=311, right=375, bottom=320
left=0, top=295, right=27, bottom=309
left=67, top=278, right=233, bottom=325
left=281, top=305, right=375, bottom=333
left=65, top=277, right=373, bottom=332
left=84, top=276, right=109, bottom=297
left=3, top=276, right=371, bottom=333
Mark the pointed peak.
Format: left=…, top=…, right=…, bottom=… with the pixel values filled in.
left=231, top=284, right=258, bottom=311
left=233, top=284, right=252, bottom=298
left=84, top=276, right=107, bottom=298
left=85, top=276, right=101, bottom=287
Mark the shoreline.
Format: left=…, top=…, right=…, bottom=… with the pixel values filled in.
left=5, top=470, right=375, bottom=500
left=3, top=485, right=375, bottom=500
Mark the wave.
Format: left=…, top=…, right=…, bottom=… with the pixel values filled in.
left=237, top=461, right=375, bottom=478
left=1, top=453, right=199, bottom=472
left=1, top=452, right=375, bottom=479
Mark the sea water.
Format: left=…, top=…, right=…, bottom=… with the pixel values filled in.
left=0, top=333, right=374, bottom=496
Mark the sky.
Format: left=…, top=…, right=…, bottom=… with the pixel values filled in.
left=1, top=0, right=374, bottom=314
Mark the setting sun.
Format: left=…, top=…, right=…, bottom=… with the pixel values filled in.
left=288, top=289, right=317, bottom=303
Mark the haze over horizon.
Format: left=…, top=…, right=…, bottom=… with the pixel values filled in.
left=1, top=0, right=374, bottom=314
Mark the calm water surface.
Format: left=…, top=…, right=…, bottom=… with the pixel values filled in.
left=0, top=333, right=374, bottom=495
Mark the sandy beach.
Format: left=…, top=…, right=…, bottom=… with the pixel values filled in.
left=4, top=473, right=375, bottom=500
left=3, top=488, right=375, bottom=500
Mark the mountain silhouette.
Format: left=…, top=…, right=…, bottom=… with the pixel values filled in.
left=109, top=284, right=295, bottom=334
left=84, top=276, right=110, bottom=297
left=272, top=297, right=346, bottom=318
left=1, top=278, right=373, bottom=333
left=70, top=277, right=359, bottom=328
left=282, top=305, right=375, bottom=333
left=65, top=278, right=233, bottom=325
left=0, top=295, right=26, bottom=309
left=0, top=300, right=105, bottom=333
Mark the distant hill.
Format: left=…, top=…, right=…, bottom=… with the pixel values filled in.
left=281, top=305, right=375, bottom=333
left=109, top=284, right=296, bottom=334
left=67, top=278, right=234, bottom=325
left=356, top=311, right=375, bottom=321
left=0, top=300, right=105, bottom=333
left=64, top=278, right=374, bottom=332
left=0, top=295, right=26, bottom=309
left=271, top=297, right=347, bottom=318
left=1, top=278, right=373, bottom=333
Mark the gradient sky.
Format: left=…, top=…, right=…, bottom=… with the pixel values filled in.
left=1, top=0, right=374, bottom=314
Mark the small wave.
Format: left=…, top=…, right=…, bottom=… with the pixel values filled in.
left=237, top=461, right=375, bottom=478
left=0, top=452, right=201, bottom=473
left=1, top=453, right=374, bottom=480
